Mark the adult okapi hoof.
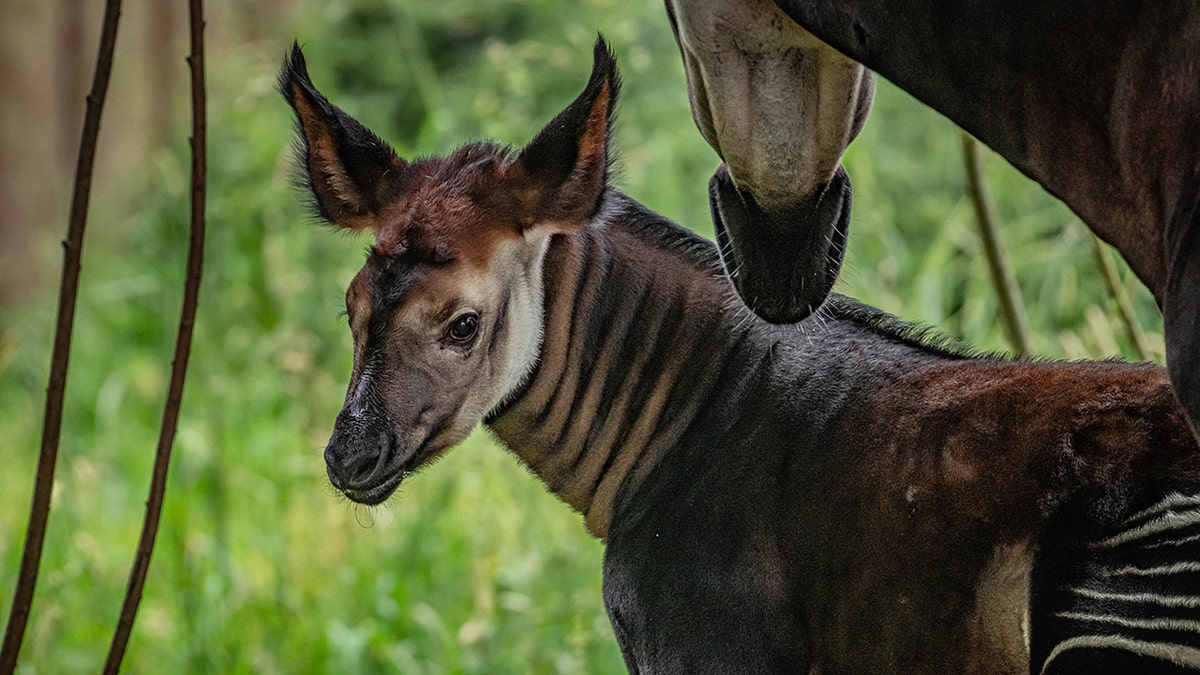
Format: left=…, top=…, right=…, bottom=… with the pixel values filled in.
left=709, top=163, right=851, bottom=323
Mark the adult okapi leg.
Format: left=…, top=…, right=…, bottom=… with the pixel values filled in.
left=1165, top=184, right=1200, bottom=442
left=664, top=0, right=874, bottom=323
left=1031, top=480, right=1200, bottom=673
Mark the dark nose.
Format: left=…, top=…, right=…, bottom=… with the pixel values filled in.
left=708, top=164, right=852, bottom=323
left=323, top=420, right=390, bottom=490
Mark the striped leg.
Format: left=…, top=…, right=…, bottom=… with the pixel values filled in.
left=1032, top=481, right=1200, bottom=674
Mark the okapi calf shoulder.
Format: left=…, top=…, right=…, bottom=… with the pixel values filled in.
left=282, top=39, right=1200, bottom=674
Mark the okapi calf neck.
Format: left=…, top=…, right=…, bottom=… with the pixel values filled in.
left=282, top=39, right=1200, bottom=673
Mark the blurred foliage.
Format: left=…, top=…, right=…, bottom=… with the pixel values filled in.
left=0, top=0, right=1164, bottom=673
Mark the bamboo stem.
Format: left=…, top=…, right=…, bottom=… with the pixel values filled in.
left=102, top=0, right=206, bottom=669
left=960, top=130, right=1033, bottom=357
left=0, top=2, right=124, bottom=671
left=1089, top=233, right=1151, bottom=361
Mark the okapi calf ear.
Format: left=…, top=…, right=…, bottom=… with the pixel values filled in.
left=279, top=42, right=408, bottom=231
left=507, top=36, right=621, bottom=230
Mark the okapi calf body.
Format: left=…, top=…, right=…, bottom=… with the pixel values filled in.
left=282, top=40, right=1200, bottom=673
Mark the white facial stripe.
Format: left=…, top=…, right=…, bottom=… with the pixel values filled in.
left=487, top=232, right=552, bottom=414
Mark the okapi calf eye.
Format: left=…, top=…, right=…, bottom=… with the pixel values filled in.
left=446, top=312, right=480, bottom=345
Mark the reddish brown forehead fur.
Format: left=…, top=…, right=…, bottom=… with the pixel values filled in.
left=370, top=142, right=525, bottom=268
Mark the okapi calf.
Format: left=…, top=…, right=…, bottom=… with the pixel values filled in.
left=281, top=40, right=1200, bottom=673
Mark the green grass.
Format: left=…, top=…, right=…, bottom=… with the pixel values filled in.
left=0, top=0, right=1164, bottom=672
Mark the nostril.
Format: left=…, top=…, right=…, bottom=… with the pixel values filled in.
left=324, top=444, right=346, bottom=490
left=325, top=431, right=393, bottom=489
left=377, top=430, right=396, bottom=466
left=347, top=452, right=379, bottom=482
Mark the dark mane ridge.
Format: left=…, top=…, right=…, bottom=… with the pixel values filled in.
left=816, top=295, right=994, bottom=361
left=601, top=188, right=996, bottom=361
left=602, top=190, right=723, bottom=274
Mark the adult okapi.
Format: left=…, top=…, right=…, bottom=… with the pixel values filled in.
left=282, top=39, right=1200, bottom=673
left=664, top=0, right=1200, bottom=441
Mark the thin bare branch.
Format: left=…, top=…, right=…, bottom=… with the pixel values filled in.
left=0, top=2, right=124, bottom=671
left=103, top=0, right=206, bottom=670
left=1089, top=233, right=1152, bottom=361
left=960, top=130, right=1033, bottom=357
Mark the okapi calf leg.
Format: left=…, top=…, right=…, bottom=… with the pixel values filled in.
left=664, top=0, right=874, bottom=323
left=1033, top=481, right=1200, bottom=674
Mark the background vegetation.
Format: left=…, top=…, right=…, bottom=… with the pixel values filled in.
left=0, top=0, right=1163, bottom=672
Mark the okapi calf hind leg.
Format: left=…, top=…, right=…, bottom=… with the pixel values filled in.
left=1033, top=481, right=1200, bottom=674
left=664, top=0, right=874, bottom=323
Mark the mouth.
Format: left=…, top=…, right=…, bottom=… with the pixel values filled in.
left=339, top=433, right=431, bottom=505
left=709, top=163, right=851, bottom=324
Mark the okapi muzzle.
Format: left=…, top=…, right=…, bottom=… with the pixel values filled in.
left=666, top=0, right=872, bottom=323
left=323, top=354, right=432, bottom=505
left=323, top=400, right=401, bottom=504
left=709, top=162, right=851, bottom=323
left=324, top=346, right=474, bottom=504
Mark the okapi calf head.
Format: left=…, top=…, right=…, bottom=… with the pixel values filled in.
left=280, top=40, right=619, bottom=504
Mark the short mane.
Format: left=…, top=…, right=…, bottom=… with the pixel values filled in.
left=816, top=296, right=983, bottom=360
left=602, top=189, right=985, bottom=361
left=604, top=190, right=723, bottom=274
